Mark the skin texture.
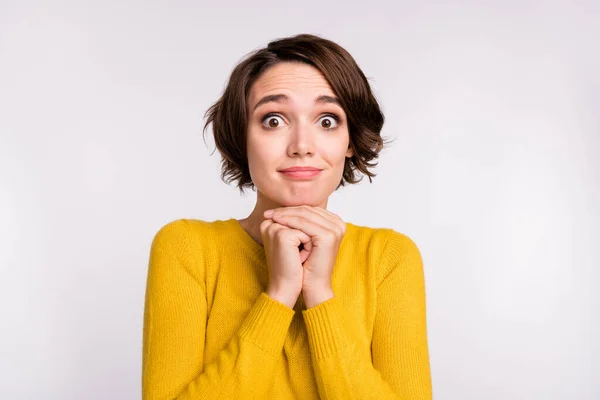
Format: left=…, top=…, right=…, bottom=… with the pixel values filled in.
left=237, top=62, right=353, bottom=308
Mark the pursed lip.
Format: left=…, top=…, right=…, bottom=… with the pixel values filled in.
left=279, top=166, right=323, bottom=172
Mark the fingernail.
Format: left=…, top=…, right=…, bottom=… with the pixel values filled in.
left=264, top=209, right=274, bottom=217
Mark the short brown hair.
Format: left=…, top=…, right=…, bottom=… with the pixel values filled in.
left=202, top=33, right=390, bottom=193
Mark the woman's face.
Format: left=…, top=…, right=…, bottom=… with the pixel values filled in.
left=246, top=62, right=353, bottom=208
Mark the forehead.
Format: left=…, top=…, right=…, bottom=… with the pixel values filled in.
left=248, top=62, right=335, bottom=104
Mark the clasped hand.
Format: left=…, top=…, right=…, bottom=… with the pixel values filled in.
left=261, top=205, right=346, bottom=308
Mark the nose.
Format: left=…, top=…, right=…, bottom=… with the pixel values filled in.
left=287, top=120, right=315, bottom=157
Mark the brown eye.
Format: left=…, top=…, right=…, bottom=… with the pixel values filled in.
left=319, top=115, right=339, bottom=129
left=261, top=114, right=284, bottom=129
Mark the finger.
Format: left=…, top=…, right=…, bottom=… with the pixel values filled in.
left=308, top=207, right=342, bottom=230
left=273, top=222, right=312, bottom=247
left=276, top=205, right=341, bottom=228
left=273, top=206, right=341, bottom=237
left=290, top=227, right=312, bottom=247
left=309, top=207, right=346, bottom=232
left=274, top=206, right=333, bottom=227
left=259, top=218, right=275, bottom=236
left=270, top=214, right=332, bottom=238
left=299, top=247, right=310, bottom=263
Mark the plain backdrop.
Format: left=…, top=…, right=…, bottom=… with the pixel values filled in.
left=1, top=1, right=598, bottom=399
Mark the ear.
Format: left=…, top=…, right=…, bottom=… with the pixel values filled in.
left=345, top=146, right=354, bottom=158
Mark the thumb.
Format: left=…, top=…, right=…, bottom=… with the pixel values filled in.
left=299, top=248, right=310, bottom=263
left=299, top=239, right=313, bottom=263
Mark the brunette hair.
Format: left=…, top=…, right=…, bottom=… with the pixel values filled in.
left=202, top=33, right=390, bottom=193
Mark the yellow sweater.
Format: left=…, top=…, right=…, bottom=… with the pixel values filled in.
left=142, top=218, right=432, bottom=399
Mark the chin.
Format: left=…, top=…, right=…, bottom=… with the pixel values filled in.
left=268, top=191, right=326, bottom=208
left=282, top=198, right=320, bottom=207
left=256, top=177, right=338, bottom=207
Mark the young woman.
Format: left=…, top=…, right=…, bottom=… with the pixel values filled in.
left=142, top=33, right=432, bottom=400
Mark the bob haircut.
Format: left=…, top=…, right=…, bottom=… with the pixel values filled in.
left=203, top=33, right=389, bottom=194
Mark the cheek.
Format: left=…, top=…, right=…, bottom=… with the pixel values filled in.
left=323, top=135, right=350, bottom=163
left=246, top=135, right=275, bottom=172
left=246, top=145, right=262, bottom=175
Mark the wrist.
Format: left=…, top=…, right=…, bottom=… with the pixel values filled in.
left=302, top=286, right=334, bottom=309
left=267, top=286, right=301, bottom=309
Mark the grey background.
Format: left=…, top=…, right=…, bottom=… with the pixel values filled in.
left=1, top=0, right=598, bottom=399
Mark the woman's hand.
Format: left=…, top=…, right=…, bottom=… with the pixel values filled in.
left=260, top=218, right=312, bottom=309
left=264, top=205, right=346, bottom=308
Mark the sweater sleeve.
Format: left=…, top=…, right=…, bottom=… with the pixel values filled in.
left=301, top=230, right=432, bottom=400
left=142, top=220, right=295, bottom=400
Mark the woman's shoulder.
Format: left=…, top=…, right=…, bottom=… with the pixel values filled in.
left=345, top=220, right=419, bottom=249
left=345, top=221, right=423, bottom=282
left=151, top=218, right=232, bottom=244
left=148, top=219, right=233, bottom=281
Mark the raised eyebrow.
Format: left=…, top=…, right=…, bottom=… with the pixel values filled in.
left=315, top=95, right=342, bottom=108
left=252, top=94, right=342, bottom=112
left=252, top=94, right=288, bottom=112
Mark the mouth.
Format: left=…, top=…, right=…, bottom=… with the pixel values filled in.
left=279, top=168, right=323, bottom=179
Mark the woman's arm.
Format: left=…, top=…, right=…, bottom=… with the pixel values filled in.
left=301, top=230, right=433, bottom=399
left=142, top=220, right=295, bottom=400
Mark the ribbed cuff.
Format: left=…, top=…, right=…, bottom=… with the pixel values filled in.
left=302, top=296, right=351, bottom=361
left=238, top=292, right=296, bottom=357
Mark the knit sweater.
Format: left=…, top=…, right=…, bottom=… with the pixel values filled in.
left=142, top=218, right=432, bottom=399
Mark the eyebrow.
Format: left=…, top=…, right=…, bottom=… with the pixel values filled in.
left=252, top=93, right=342, bottom=112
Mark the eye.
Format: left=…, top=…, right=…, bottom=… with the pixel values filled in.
left=260, top=113, right=341, bottom=130
left=319, top=114, right=340, bottom=129
left=261, top=114, right=286, bottom=129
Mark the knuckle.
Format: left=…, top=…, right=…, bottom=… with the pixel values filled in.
left=324, top=231, right=336, bottom=242
left=260, top=219, right=271, bottom=233
left=266, top=223, right=281, bottom=237
left=274, top=227, right=289, bottom=240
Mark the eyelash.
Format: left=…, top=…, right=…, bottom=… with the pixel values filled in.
left=260, top=113, right=341, bottom=130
